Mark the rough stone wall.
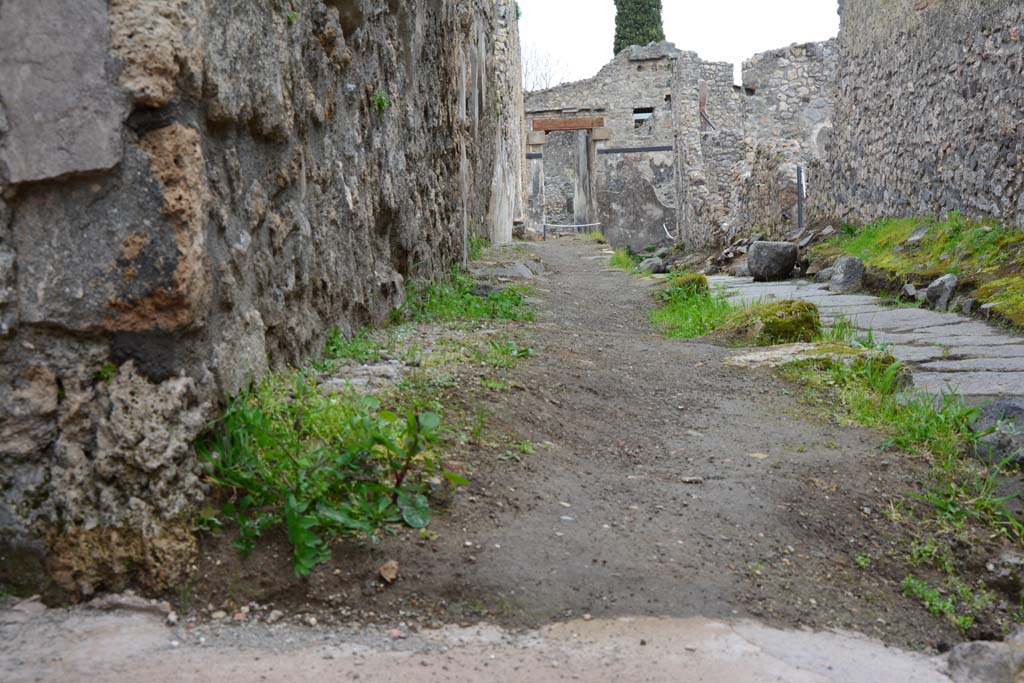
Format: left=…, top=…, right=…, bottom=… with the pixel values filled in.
left=524, top=43, right=679, bottom=249
left=0, top=0, right=524, bottom=598
left=674, top=41, right=837, bottom=250
left=810, top=0, right=1024, bottom=229
left=741, top=41, right=838, bottom=158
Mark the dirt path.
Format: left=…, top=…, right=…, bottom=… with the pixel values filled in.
left=188, top=236, right=975, bottom=648
left=6, top=236, right=1008, bottom=680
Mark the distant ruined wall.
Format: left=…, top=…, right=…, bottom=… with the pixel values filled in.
left=811, top=0, right=1024, bottom=229
left=0, top=0, right=524, bottom=598
left=674, top=40, right=837, bottom=250
left=524, top=43, right=678, bottom=250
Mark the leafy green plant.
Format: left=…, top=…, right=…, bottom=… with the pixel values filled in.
left=404, top=270, right=533, bottom=323
left=197, top=371, right=466, bottom=577
left=94, top=362, right=118, bottom=383
left=660, top=273, right=708, bottom=300
left=286, top=10, right=297, bottom=25
left=586, top=231, right=607, bottom=244
left=901, top=575, right=993, bottom=632
left=371, top=89, right=391, bottom=114
left=818, top=315, right=884, bottom=349
left=902, top=576, right=955, bottom=617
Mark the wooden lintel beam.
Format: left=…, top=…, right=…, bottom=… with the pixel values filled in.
left=531, top=116, right=605, bottom=132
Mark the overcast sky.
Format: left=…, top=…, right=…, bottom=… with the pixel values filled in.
left=518, top=0, right=840, bottom=86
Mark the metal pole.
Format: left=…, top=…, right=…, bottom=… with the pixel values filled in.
left=796, top=165, right=805, bottom=235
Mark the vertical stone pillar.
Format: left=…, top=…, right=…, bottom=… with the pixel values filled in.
left=573, top=129, right=593, bottom=227
left=526, top=131, right=546, bottom=234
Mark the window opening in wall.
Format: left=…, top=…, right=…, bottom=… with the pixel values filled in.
left=632, top=107, right=654, bottom=128
left=744, top=86, right=755, bottom=96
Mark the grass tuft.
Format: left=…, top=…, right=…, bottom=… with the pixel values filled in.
left=405, top=270, right=533, bottom=323
left=651, top=280, right=738, bottom=338
left=609, top=248, right=638, bottom=272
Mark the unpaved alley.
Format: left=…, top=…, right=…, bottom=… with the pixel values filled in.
left=5, top=237, right=1000, bottom=682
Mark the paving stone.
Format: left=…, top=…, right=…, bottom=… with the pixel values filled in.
left=951, top=345, right=1024, bottom=359
left=919, top=358, right=1024, bottom=373
left=886, top=345, right=950, bottom=363
left=837, top=308, right=962, bottom=331
left=913, top=372, right=1024, bottom=398
left=909, top=322, right=1010, bottom=337
left=714, top=275, right=1024, bottom=398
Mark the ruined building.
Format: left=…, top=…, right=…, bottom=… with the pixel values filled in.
left=524, top=38, right=837, bottom=252
left=0, top=0, right=525, bottom=597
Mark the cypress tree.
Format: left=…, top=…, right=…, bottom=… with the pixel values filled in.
left=613, top=0, right=666, bottom=56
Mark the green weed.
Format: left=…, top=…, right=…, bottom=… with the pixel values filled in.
left=468, top=235, right=489, bottom=261
left=476, top=340, right=534, bottom=368
left=610, top=249, right=638, bottom=272
left=371, top=89, right=391, bottom=114
left=586, top=231, right=608, bottom=244
left=323, top=328, right=382, bottom=365
left=480, top=378, right=509, bottom=391
left=405, top=270, right=533, bottom=323
left=902, top=576, right=956, bottom=617
left=94, top=362, right=118, bottom=383
left=901, top=575, right=994, bottom=633
left=782, top=353, right=1022, bottom=537
left=196, top=371, right=467, bottom=577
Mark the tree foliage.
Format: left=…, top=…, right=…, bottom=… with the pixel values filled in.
left=613, top=0, right=666, bottom=56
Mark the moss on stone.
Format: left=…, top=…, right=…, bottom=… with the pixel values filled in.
left=718, top=299, right=821, bottom=346
left=666, top=272, right=709, bottom=295
left=810, top=214, right=1024, bottom=327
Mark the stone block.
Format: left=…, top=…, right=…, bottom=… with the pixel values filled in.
left=0, top=0, right=125, bottom=183
left=14, top=134, right=208, bottom=333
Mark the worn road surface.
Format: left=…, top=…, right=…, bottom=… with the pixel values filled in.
left=5, top=237, right=994, bottom=681
left=713, top=274, right=1024, bottom=401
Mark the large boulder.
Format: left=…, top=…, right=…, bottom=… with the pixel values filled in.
left=828, top=256, right=865, bottom=294
left=971, top=398, right=1024, bottom=467
left=638, top=256, right=666, bottom=274
left=926, top=273, right=958, bottom=311
left=748, top=241, right=798, bottom=282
